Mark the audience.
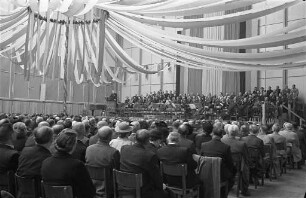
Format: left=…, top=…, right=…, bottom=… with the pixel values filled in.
left=0, top=111, right=305, bottom=198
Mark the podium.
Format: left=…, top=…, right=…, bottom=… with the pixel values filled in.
left=88, top=104, right=107, bottom=116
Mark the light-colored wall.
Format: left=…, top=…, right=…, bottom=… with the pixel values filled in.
left=251, top=1, right=306, bottom=103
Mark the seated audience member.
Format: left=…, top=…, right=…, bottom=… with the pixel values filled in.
left=145, top=129, right=163, bottom=154
left=221, top=124, right=231, bottom=142
left=257, top=125, right=274, bottom=145
left=17, top=126, right=53, bottom=177
left=52, top=124, right=65, bottom=140
left=172, top=120, right=181, bottom=133
left=239, top=125, right=249, bottom=139
left=177, top=124, right=196, bottom=154
left=12, top=122, right=28, bottom=152
left=201, top=127, right=236, bottom=197
left=279, top=123, right=302, bottom=167
left=296, top=124, right=306, bottom=166
left=89, top=121, right=108, bottom=146
left=0, top=123, right=19, bottom=181
left=109, top=122, right=133, bottom=152
left=242, top=124, right=265, bottom=158
left=128, top=121, right=141, bottom=144
left=71, top=123, right=88, bottom=163
left=222, top=125, right=250, bottom=196
left=157, top=132, right=199, bottom=188
left=38, top=121, right=50, bottom=128
left=86, top=126, right=120, bottom=198
left=120, top=129, right=165, bottom=198
left=41, top=129, right=95, bottom=198
left=195, top=122, right=213, bottom=154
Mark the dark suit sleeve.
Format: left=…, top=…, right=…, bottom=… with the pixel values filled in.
left=225, top=146, right=235, bottom=174
left=148, top=154, right=163, bottom=190
left=113, top=150, right=120, bottom=170
left=259, top=140, right=265, bottom=157
left=242, top=143, right=250, bottom=166
left=195, top=135, right=201, bottom=154
left=10, top=152, right=19, bottom=172
left=74, top=162, right=96, bottom=198
left=186, top=149, right=197, bottom=170
left=189, top=142, right=197, bottom=155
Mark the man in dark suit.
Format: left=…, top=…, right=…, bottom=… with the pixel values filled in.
left=120, top=129, right=165, bottom=198
left=177, top=124, right=196, bottom=154
left=41, top=129, right=95, bottom=198
left=86, top=126, right=120, bottom=198
left=195, top=122, right=213, bottom=154
left=17, top=126, right=53, bottom=177
left=145, top=129, right=163, bottom=154
left=0, top=122, right=19, bottom=192
left=71, top=122, right=88, bottom=163
left=201, top=127, right=236, bottom=196
left=157, top=132, right=199, bottom=188
left=222, top=125, right=250, bottom=196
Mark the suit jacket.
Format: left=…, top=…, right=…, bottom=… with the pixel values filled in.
left=17, top=145, right=51, bottom=178
left=0, top=144, right=19, bottom=175
left=145, top=143, right=160, bottom=154
left=200, top=138, right=235, bottom=182
left=221, top=137, right=249, bottom=166
left=71, top=140, right=87, bottom=163
left=242, top=134, right=265, bottom=157
left=157, top=144, right=198, bottom=188
left=41, top=151, right=95, bottom=198
left=120, top=143, right=163, bottom=198
left=178, top=138, right=196, bottom=154
left=86, top=141, right=120, bottom=197
left=195, top=133, right=212, bottom=154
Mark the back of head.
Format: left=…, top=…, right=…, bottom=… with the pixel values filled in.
left=55, top=129, right=77, bottom=153
left=260, top=124, right=269, bottom=134
left=202, top=121, right=213, bottom=134
left=249, top=124, right=259, bottom=134
left=135, top=129, right=149, bottom=145
left=149, top=129, right=163, bottom=141
left=272, top=123, right=280, bottom=133
left=172, top=120, right=181, bottom=130
left=34, top=126, right=53, bottom=145
left=13, top=122, right=27, bottom=139
left=64, top=119, right=72, bottom=129
left=285, top=123, right=293, bottom=131
left=240, top=125, right=249, bottom=136
left=178, top=124, right=189, bottom=136
left=212, top=127, right=223, bottom=138
left=167, top=132, right=181, bottom=144
left=228, top=125, right=239, bottom=137
left=0, top=123, right=13, bottom=142
left=36, top=117, right=43, bottom=125
left=224, top=124, right=231, bottom=134
left=213, top=122, right=223, bottom=130
left=52, top=124, right=65, bottom=135
left=38, top=121, right=50, bottom=128
left=72, top=122, right=85, bottom=138
left=97, top=126, right=113, bottom=142
left=97, top=121, right=108, bottom=129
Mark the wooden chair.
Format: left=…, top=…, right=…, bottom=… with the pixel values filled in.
left=0, top=171, right=15, bottom=196
left=85, top=165, right=112, bottom=198
left=247, top=147, right=264, bottom=189
left=15, top=174, right=40, bottom=198
left=0, top=190, right=15, bottom=198
left=41, top=181, right=73, bottom=198
left=231, top=153, right=242, bottom=197
left=112, top=169, right=143, bottom=198
left=275, top=142, right=287, bottom=175
left=160, top=162, right=199, bottom=198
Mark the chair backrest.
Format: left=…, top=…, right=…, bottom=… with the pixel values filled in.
left=42, top=181, right=73, bottom=198
left=112, top=169, right=142, bottom=198
left=159, top=162, right=188, bottom=189
left=85, top=164, right=111, bottom=196
left=15, top=174, right=40, bottom=198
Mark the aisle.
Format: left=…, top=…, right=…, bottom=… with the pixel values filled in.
left=228, top=166, right=306, bottom=198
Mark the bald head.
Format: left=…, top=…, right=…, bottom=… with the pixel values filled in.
left=249, top=124, right=259, bottom=134
left=38, top=121, right=50, bottom=128
left=97, top=126, right=113, bottom=142
left=178, top=124, right=188, bottom=136
left=34, top=126, right=53, bottom=145
left=52, top=124, right=64, bottom=135
left=72, top=122, right=85, bottom=138
left=97, top=121, right=108, bottom=129
left=136, top=129, right=149, bottom=145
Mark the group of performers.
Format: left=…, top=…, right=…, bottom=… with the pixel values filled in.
left=122, top=85, right=299, bottom=119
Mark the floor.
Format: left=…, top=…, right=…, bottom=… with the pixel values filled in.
left=228, top=165, right=306, bottom=198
